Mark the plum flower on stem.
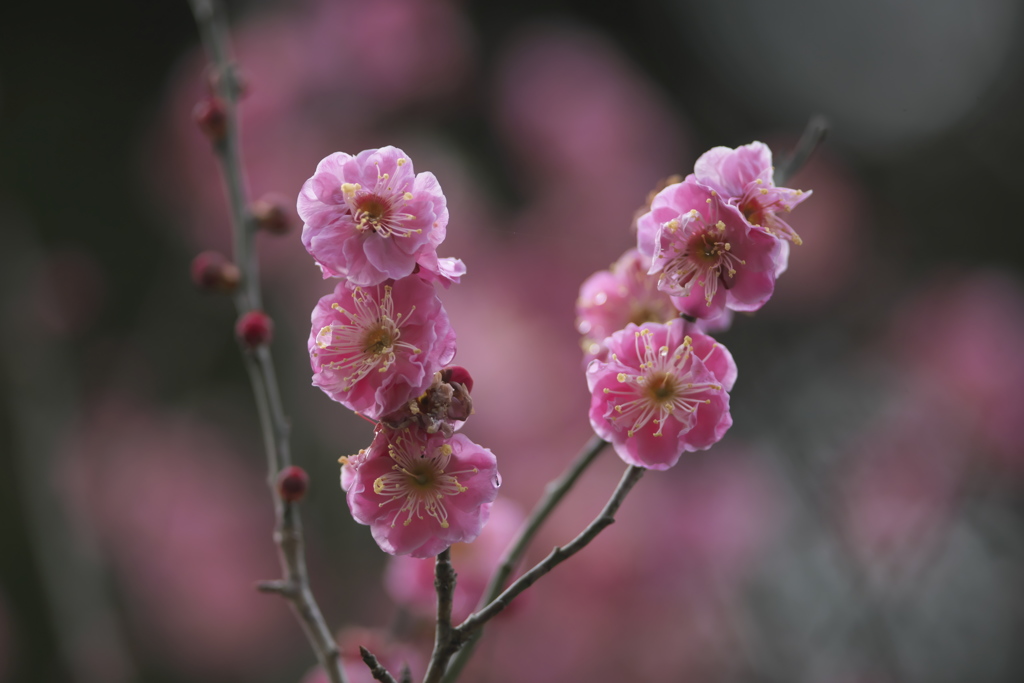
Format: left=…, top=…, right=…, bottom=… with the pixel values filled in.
left=309, top=277, right=456, bottom=419
left=693, top=141, right=811, bottom=246
left=588, top=320, right=736, bottom=470
left=299, top=146, right=450, bottom=286
left=346, top=427, right=500, bottom=558
left=637, top=178, right=781, bottom=319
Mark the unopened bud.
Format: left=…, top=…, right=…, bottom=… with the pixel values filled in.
left=277, top=465, right=309, bottom=502
left=442, top=366, right=474, bottom=393
left=192, top=97, right=227, bottom=143
left=236, top=310, right=273, bottom=348
left=191, top=251, right=240, bottom=293
left=251, top=193, right=292, bottom=234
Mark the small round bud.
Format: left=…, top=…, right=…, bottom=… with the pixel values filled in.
left=276, top=465, right=309, bottom=503
left=192, top=97, right=227, bottom=143
left=235, top=310, right=274, bottom=348
left=191, top=251, right=240, bottom=293
left=251, top=193, right=292, bottom=235
left=442, top=365, right=474, bottom=393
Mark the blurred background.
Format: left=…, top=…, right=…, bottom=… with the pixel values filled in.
left=2, top=0, right=1024, bottom=681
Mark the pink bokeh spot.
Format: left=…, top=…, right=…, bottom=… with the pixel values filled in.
left=384, top=498, right=525, bottom=622
left=587, top=320, right=736, bottom=470
left=56, top=399, right=295, bottom=679
left=346, top=427, right=500, bottom=558
left=309, top=277, right=456, bottom=419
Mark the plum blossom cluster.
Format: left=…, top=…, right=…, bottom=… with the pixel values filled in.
left=300, top=146, right=499, bottom=558
left=580, top=142, right=811, bottom=469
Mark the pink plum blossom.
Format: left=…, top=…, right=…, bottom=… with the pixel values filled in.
left=636, top=178, right=782, bottom=319
left=587, top=320, right=736, bottom=470
left=299, top=146, right=451, bottom=285
left=577, top=249, right=679, bottom=359
left=346, top=426, right=500, bottom=558
left=693, top=141, right=811, bottom=246
left=309, top=277, right=456, bottom=419
left=576, top=248, right=732, bottom=361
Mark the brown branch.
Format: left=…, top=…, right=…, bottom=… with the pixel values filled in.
left=774, top=114, right=829, bottom=186
left=423, top=549, right=457, bottom=683
left=359, top=646, right=398, bottom=683
left=437, top=463, right=644, bottom=682
left=186, top=1, right=345, bottom=681
left=439, top=434, right=608, bottom=682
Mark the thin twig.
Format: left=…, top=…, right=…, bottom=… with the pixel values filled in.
left=462, top=465, right=645, bottom=630
left=436, top=463, right=644, bottom=682
left=424, top=549, right=457, bottom=683
left=186, top=1, right=345, bottom=681
left=359, top=646, right=398, bottom=683
left=440, top=435, right=608, bottom=682
left=774, top=114, right=829, bottom=186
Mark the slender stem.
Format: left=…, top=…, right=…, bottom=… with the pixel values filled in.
left=423, top=548, right=457, bottom=683
left=436, top=463, right=644, bottom=682
left=774, top=114, right=829, bottom=186
left=439, top=435, right=607, bottom=683
left=359, top=646, right=398, bottom=683
left=186, top=2, right=345, bottom=681
left=461, top=465, right=645, bottom=631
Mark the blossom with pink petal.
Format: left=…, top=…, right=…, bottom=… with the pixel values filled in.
left=637, top=178, right=782, bottom=319
left=693, top=141, right=810, bottom=246
left=577, top=248, right=732, bottom=360
left=299, top=146, right=449, bottom=285
left=587, top=320, right=736, bottom=470
left=309, top=277, right=456, bottom=419
left=346, top=427, right=500, bottom=558
left=577, top=249, right=679, bottom=359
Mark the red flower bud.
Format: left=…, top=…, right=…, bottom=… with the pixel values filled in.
left=442, top=365, right=474, bottom=393
left=276, top=465, right=309, bottom=503
left=235, top=310, right=273, bottom=348
left=190, top=251, right=240, bottom=293
left=251, top=193, right=292, bottom=235
left=192, top=97, right=227, bottom=143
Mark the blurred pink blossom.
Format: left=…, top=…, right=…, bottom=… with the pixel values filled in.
left=57, top=398, right=297, bottom=678
left=576, top=248, right=681, bottom=361
left=886, top=271, right=1024, bottom=476
left=300, top=627, right=426, bottom=683
left=841, top=401, right=969, bottom=567
left=384, top=497, right=525, bottom=623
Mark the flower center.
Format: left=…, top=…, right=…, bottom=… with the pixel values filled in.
left=341, top=180, right=422, bottom=240
left=363, top=324, right=394, bottom=355
left=355, top=195, right=390, bottom=233
left=660, top=215, right=746, bottom=306
left=604, top=329, right=722, bottom=437
left=313, top=285, right=421, bottom=391
left=373, top=435, right=478, bottom=529
left=645, top=371, right=677, bottom=402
